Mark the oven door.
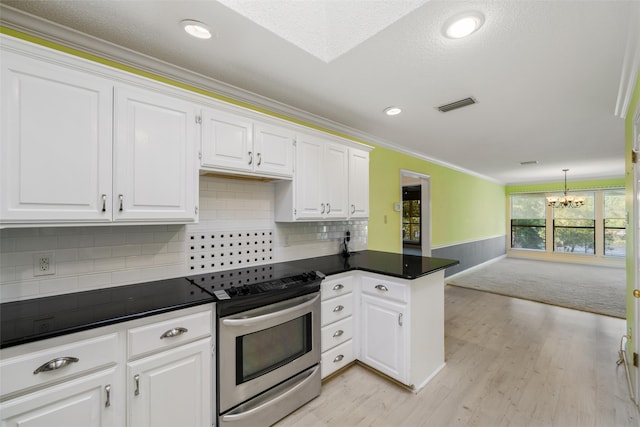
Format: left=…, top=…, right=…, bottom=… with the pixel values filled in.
left=218, top=292, right=320, bottom=414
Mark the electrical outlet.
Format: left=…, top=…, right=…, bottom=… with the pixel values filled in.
left=33, top=252, right=55, bottom=277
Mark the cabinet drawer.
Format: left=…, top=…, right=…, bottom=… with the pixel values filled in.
left=321, top=293, right=353, bottom=326
left=321, top=317, right=353, bottom=352
left=321, top=340, right=354, bottom=379
left=0, top=333, right=118, bottom=398
left=127, top=310, right=212, bottom=359
left=361, top=276, right=408, bottom=303
left=321, top=276, right=354, bottom=301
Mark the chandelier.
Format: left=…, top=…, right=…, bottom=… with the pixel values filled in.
left=546, top=169, right=585, bottom=208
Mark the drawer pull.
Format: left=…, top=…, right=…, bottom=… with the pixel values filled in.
left=333, top=305, right=344, bottom=313
left=398, top=313, right=404, bottom=326
left=333, top=354, right=344, bottom=363
left=375, top=284, right=389, bottom=292
left=332, top=284, right=344, bottom=291
left=105, top=384, right=111, bottom=408
left=333, top=329, right=344, bottom=338
left=134, top=374, right=140, bottom=396
left=33, top=356, right=79, bottom=374
left=160, top=327, right=188, bottom=339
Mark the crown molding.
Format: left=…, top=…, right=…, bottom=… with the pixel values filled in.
left=615, top=1, right=640, bottom=119
left=0, top=4, right=503, bottom=185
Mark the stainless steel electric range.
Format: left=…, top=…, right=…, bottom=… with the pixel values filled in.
left=188, top=264, right=324, bottom=427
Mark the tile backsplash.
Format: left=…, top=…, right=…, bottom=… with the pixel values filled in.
left=0, top=175, right=367, bottom=302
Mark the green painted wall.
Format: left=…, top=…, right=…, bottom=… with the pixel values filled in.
left=368, top=146, right=506, bottom=253
left=506, top=178, right=624, bottom=194
left=625, top=72, right=640, bottom=366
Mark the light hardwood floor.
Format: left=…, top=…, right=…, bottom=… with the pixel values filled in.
left=275, top=286, right=639, bottom=427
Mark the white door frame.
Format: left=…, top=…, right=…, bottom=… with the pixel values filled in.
left=400, top=170, right=431, bottom=256
left=633, top=107, right=640, bottom=406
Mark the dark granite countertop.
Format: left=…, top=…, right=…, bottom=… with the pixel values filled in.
left=0, top=251, right=458, bottom=349
left=288, top=250, right=459, bottom=279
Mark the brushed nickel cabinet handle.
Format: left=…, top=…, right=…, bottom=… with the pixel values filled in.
left=257, top=152, right=262, bottom=166
left=333, top=354, right=344, bottom=363
left=333, top=305, right=344, bottom=313
left=134, top=374, right=140, bottom=396
left=160, top=327, right=188, bottom=339
left=375, top=284, right=389, bottom=292
left=101, top=194, right=107, bottom=212
left=398, top=313, right=403, bottom=326
left=332, top=283, right=344, bottom=291
left=326, top=203, right=331, bottom=213
left=333, top=330, right=344, bottom=338
left=105, top=385, right=111, bottom=407
left=33, top=356, right=79, bottom=374
left=351, top=204, right=355, bottom=214
left=248, top=151, right=253, bottom=165
left=321, top=203, right=325, bottom=214
left=118, top=194, right=123, bottom=212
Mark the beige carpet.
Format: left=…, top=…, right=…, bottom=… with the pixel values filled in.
left=446, top=257, right=626, bottom=318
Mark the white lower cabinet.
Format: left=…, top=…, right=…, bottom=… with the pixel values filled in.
left=319, top=271, right=445, bottom=392
left=0, top=305, right=214, bottom=427
left=360, top=294, right=407, bottom=382
left=127, top=339, right=211, bottom=427
left=320, top=274, right=355, bottom=379
left=0, top=367, right=119, bottom=427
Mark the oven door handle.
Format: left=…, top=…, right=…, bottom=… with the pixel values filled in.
left=220, top=365, right=320, bottom=422
left=222, top=294, right=319, bottom=327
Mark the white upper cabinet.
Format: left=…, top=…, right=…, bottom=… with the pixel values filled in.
left=253, top=122, right=295, bottom=177
left=201, top=109, right=253, bottom=172
left=274, top=133, right=370, bottom=222
left=348, top=148, right=370, bottom=218
left=322, top=141, right=349, bottom=219
left=200, top=108, right=294, bottom=179
left=113, top=85, right=198, bottom=222
left=284, top=134, right=348, bottom=220
left=0, top=37, right=199, bottom=227
left=0, top=50, right=113, bottom=224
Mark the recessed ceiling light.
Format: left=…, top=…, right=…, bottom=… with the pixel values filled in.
left=181, top=20, right=212, bottom=39
left=384, top=107, right=402, bottom=116
left=444, top=12, right=484, bottom=39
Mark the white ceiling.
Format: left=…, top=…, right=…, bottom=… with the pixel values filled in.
left=1, top=0, right=637, bottom=185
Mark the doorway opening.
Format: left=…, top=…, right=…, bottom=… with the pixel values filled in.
left=401, top=170, right=431, bottom=256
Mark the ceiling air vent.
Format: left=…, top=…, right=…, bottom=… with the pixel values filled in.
left=436, top=97, right=477, bottom=112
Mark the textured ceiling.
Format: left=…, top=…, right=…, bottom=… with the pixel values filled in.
left=1, top=0, right=637, bottom=185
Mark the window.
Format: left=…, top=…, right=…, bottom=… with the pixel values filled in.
left=552, top=192, right=595, bottom=254
left=510, top=194, right=546, bottom=250
left=509, top=188, right=625, bottom=259
left=604, top=189, right=625, bottom=257
left=402, top=186, right=421, bottom=244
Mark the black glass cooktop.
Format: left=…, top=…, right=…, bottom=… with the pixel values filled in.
left=187, top=263, right=323, bottom=316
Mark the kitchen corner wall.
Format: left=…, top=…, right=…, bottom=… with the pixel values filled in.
left=0, top=175, right=367, bottom=303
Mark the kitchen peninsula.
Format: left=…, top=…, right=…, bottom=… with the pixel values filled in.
left=0, top=251, right=458, bottom=427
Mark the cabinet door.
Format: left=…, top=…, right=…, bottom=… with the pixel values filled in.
left=128, top=338, right=211, bottom=427
left=0, top=51, right=112, bottom=224
left=114, top=85, right=197, bottom=222
left=360, top=294, right=407, bottom=383
left=253, top=122, right=294, bottom=177
left=323, top=142, right=349, bottom=219
left=0, top=367, right=120, bottom=427
left=201, top=109, right=253, bottom=172
left=348, top=148, right=370, bottom=218
left=294, top=134, right=325, bottom=219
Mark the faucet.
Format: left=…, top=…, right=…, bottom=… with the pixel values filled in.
left=341, top=231, right=351, bottom=257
